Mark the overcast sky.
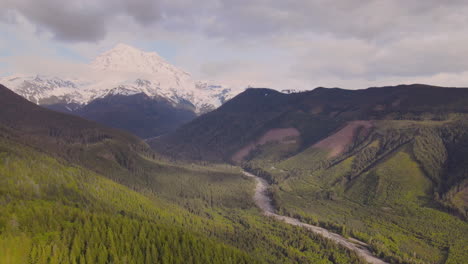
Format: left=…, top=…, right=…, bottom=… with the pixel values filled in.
left=2, top=0, right=468, bottom=90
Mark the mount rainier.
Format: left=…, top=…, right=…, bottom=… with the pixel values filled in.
left=1, top=43, right=241, bottom=114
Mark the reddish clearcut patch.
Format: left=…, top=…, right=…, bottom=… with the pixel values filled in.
left=232, top=128, right=300, bottom=163
left=457, top=186, right=468, bottom=205
left=313, top=120, right=373, bottom=158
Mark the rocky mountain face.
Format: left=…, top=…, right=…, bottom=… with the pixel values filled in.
left=0, top=44, right=243, bottom=138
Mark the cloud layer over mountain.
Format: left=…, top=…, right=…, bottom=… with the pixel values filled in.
left=2, top=0, right=468, bottom=89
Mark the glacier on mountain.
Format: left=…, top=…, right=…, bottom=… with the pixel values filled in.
left=0, top=43, right=242, bottom=113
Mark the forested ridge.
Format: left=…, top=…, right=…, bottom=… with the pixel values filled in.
left=0, top=83, right=364, bottom=263
left=152, top=85, right=468, bottom=263
left=0, top=131, right=363, bottom=264
left=0, top=139, right=257, bottom=264
left=150, top=84, right=468, bottom=162
left=243, top=119, right=468, bottom=263
left=2, top=83, right=468, bottom=263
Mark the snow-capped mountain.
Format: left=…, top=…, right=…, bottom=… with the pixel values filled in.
left=0, top=43, right=242, bottom=113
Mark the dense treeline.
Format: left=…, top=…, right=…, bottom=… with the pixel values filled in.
left=0, top=139, right=257, bottom=264
left=413, top=128, right=447, bottom=185
left=1, top=203, right=255, bottom=264
left=324, top=119, right=468, bottom=218
left=0, top=138, right=364, bottom=264
left=244, top=118, right=468, bottom=264
left=1, top=84, right=367, bottom=263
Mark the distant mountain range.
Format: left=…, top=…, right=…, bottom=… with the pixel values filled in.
left=0, top=43, right=244, bottom=138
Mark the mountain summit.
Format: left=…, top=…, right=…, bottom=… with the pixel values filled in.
left=1, top=44, right=241, bottom=113
left=91, top=43, right=189, bottom=76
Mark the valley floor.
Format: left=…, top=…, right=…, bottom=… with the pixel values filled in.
left=0, top=139, right=364, bottom=264
left=243, top=171, right=387, bottom=264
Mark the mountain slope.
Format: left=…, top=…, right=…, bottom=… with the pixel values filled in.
left=151, top=84, right=468, bottom=263
left=0, top=83, right=365, bottom=263
left=0, top=139, right=259, bottom=264
left=0, top=83, right=151, bottom=182
left=1, top=44, right=244, bottom=139
left=264, top=118, right=468, bottom=263
left=150, top=84, right=468, bottom=162
left=0, top=83, right=260, bottom=263
left=74, top=93, right=196, bottom=139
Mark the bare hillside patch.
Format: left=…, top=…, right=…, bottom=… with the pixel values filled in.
left=232, top=128, right=300, bottom=163
left=313, top=121, right=373, bottom=158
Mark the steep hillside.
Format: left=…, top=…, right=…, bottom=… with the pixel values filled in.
left=255, top=119, right=468, bottom=263
left=1, top=44, right=244, bottom=139
left=44, top=91, right=197, bottom=139
left=0, top=84, right=154, bottom=184
left=0, top=139, right=259, bottom=264
left=0, top=83, right=142, bottom=150
left=0, top=83, right=365, bottom=263
left=151, top=84, right=468, bottom=162
left=151, top=84, right=468, bottom=264
left=151, top=88, right=341, bottom=161
left=74, top=93, right=196, bottom=139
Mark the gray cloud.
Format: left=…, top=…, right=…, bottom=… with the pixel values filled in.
left=368, top=35, right=468, bottom=77
left=191, top=0, right=468, bottom=41
left=2, top=0, right=468, bottom=86
left=6, top=0, right=468, bottom=42
left=289, top=32, right=468, bottom=80
left=124, top=0, right=160, bottom=25
left=2, top=0, right=160, bottom=42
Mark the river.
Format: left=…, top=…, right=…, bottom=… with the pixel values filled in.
left=243, top=171, right=388, bottom=264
